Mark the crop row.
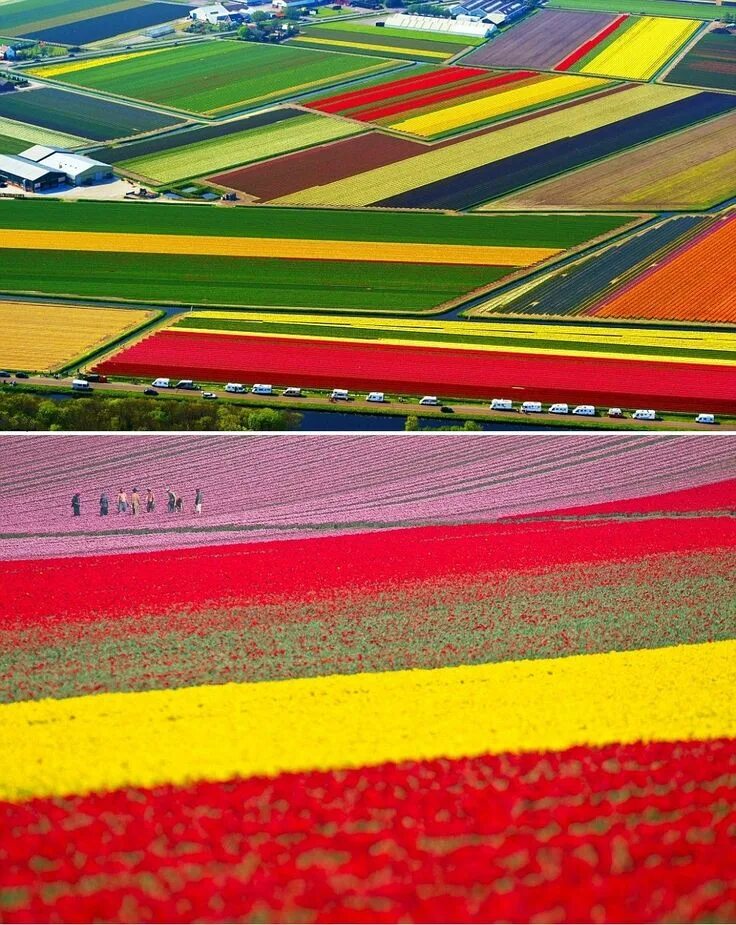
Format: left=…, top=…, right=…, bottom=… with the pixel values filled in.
left=3, top=432, right=734, bottom=560
left=177, top=307, right=736, bottom=363
left=96, top=330, right=736, bottom=413
left=275, top=83, right=697, bottom=206
left=591, top=214, right=736, bottom=323
left=0, top=303, right=154, bottom=372
left=665, top=31, right=736, bottom=92
left=581, top=15, right=701, bottom=80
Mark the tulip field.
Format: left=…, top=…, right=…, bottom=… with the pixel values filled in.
left=1, top=434, right=736, bottom=921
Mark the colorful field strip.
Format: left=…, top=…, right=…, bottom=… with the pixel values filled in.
left=2, top=638, right=734, bottom=802
left=0, top=230, right=559, bottom=267
left=580, top=15, right=701, bottom=80
left=97, top=331, right=736, bottom=412
left=0, top=114, right=86, bottom=152
left=174, top=310, right=736, bottom=365
left=665, top=30, right=736, bottom=92
left=591, top=215, right=736, bottom=323
left=292, top=33, right=450, bottom=59
left=554, top=13, right=629, bottom=69
left=272, top=83, right=699, bottom=206
left=0, top=302, right=156, bottom=372
left=388, top=73, right=612, bottom=138
left=488, top=109, right=736, bottom=211
left=462, top=8, right=623, bottom=70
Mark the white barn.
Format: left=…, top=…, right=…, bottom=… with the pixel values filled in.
left=20, top=146, right=113, bottom=185
left=382, top=13, right=494, bottom=37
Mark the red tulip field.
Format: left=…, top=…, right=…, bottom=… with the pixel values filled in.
left=1, top=434, right=735, bottom=922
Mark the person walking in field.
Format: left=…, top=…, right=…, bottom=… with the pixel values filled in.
left=146, top=488, right=156, bottom=513
left=71, top=493, right=81, bottom=517
left=175, top=495, right=184, bottom=514
left=131, top=488, right=142, bottom=516
left=99, top=491, right=109, bottom=517
left=117, top=489, right=128, bottom=514
left=194, top=488, right=203, bottom=515
left=167, top=488, right=176, bottom=513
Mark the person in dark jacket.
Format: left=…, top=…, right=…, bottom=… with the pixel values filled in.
left=167, top=488, right=176, bottom=513
left=100, top=491, right=109, bottom=516
left=146, top=488, right=156, bottom=513
left=71, top=493, right=81, bottom=517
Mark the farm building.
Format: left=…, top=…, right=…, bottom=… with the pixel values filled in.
left=382, top=13, right=494, bottom=36
left=19, top=146, right=113, bottom=185
left=144, top=23, right=176, bottom=37
left=273, top=0, right=325, bottom=9
left=189, top=3, right=247, bottom=23
left=450, top=0, right=529, bottom=23
left=0, top=154, right=66, bottom=192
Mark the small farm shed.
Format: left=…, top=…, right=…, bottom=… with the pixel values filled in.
left=189, top=3, right=232, bottom=22
left=0, top=154, right=66, bottom=191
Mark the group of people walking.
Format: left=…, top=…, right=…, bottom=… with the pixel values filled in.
left=71, top=487, right=204, bottom=517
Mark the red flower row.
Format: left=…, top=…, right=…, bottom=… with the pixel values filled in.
left=355, top=70, right=536, bottom=122
left=2, top=738, right=735, bottom=923
left=307, top=65, right=488, bottom=114
left=97, top=332, right=736, bottom=413
left=554, top=14, right=629, bottom=71
left=3, top=516, right=733, bottom=626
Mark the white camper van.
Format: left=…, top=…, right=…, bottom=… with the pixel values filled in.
left=282, top=387, right=302, bottom=397
left=632, top=409, right=656, bottom=421
left=152, top=377, right=170, bottom=388
left=251, top=384, right=273, bottom=395
left=419, top=396, right=440, bottom=406
left=521, top=401, right=542, bottom=413
left=225, top=383, right=245, bottom=393
left=549, top=403, right=568, bottom=415
left=489, top=398, right=513, bottom=411
left=572, top=405, right=596, bottom=416
left=72, top=379, right=91, bottom=391
left=331, top=388, right=350, bottom=401
left=696, top=413, right=715, bottom=424
left=366, top=392, right=385, bottom=403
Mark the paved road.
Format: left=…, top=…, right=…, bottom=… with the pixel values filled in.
left=16, top=376, right=733, bottom=431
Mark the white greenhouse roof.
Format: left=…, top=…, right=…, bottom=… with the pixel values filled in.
left=383, top=13, right=492, bottom=36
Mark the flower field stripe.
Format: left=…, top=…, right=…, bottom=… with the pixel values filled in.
left=581, top=15, right=701, bottom=80
left=308, top=65, right=487, bottom=113
left=0, top=230, right=556, bottom=267
left=3, top=545, right=733, bottom=704
left=274, top=83, right=696, bottom=205
left=291, top=35, right=450, bottom=59
left=554, top=13, right=629, bottom=70
left=25, top=48, right=163, bottom=79
left=2, top=738, right=735, bottom=923
left=1, top=639, right=735, bottom=801
left=389, top=73, right=611, bottom=137
left=173, top=310, right=736, bottom=365
left=97, top=331, right=736, bottom=413
left=0, top=302, right=157, bottom=373
left=4, top=515, right=734, bottom=621
left=355, top=70, right=537, bottom=122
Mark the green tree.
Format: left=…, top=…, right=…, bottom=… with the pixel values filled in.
left=404, top=414, right=420, bottom=431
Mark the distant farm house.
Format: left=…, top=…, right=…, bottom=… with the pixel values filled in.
left=188, top=3, right=247, bottom=24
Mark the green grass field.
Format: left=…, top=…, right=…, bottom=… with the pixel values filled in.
left=310, top=19, right=484, bottom=45
left=0, top=249, right=507, bottom=311
left=32, top=40, right=399, bottom=115
left=0, top=200, right=631, bottom=247
left=548, top=0, right=727, bottom=19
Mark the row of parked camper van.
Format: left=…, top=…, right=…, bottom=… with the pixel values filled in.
left=487, top=399, right=716, bottom=424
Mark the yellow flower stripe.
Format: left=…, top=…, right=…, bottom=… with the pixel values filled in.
left=390, top=74, right=610, bottom=137
left=178, top=311, right=736, bottom=365
left=582, top=16, right=701, bottom=81
left=0, top=230, right=559, bottom=267
left=274, top=83, right=697, bottom=206
left=27, top=48, right=163, bottom=79
left=1, top=640, right=734, bottom=802
left=294, top=35, right=450, bottom=59
left=0, top=302, right=156, bottom=372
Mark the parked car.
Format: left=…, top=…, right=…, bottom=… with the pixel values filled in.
left=419, top=395, right=440, bottom=406
left=143, top=388, right=159, bottom=396
left=521, top=401, right=542, bottom=414
left=0, top=370, right=11, bottom=378
left=607, top=408, right=624, bottom=418
left=72, top=379, right=92, bottom=391
left=441, top=406, right=454, bottom=414
left=14, top=371, right=29, bottom=379
left=176, top=379, right=198, bottom=390
left=202, top=391, right=218, bottom=400
left=251, top=384, right=273, bottom=395
left=225, top=383, right=245, bottom=393
left=696, top=413, right=716, bottom=424
left=331, top=389, right=350, bottom=401
left=366, top=391, right=385, bottom=402
left=282, top=387, right=303, bottom=397
left=632, top=409, right=656, bottom=421
left=572, top=405, right=596, bottom=416
left=152, top=377, right=170, bottom=388
left=489, top=398, right=513, bottom=411
left=549, top=403, right=568, bottom=414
